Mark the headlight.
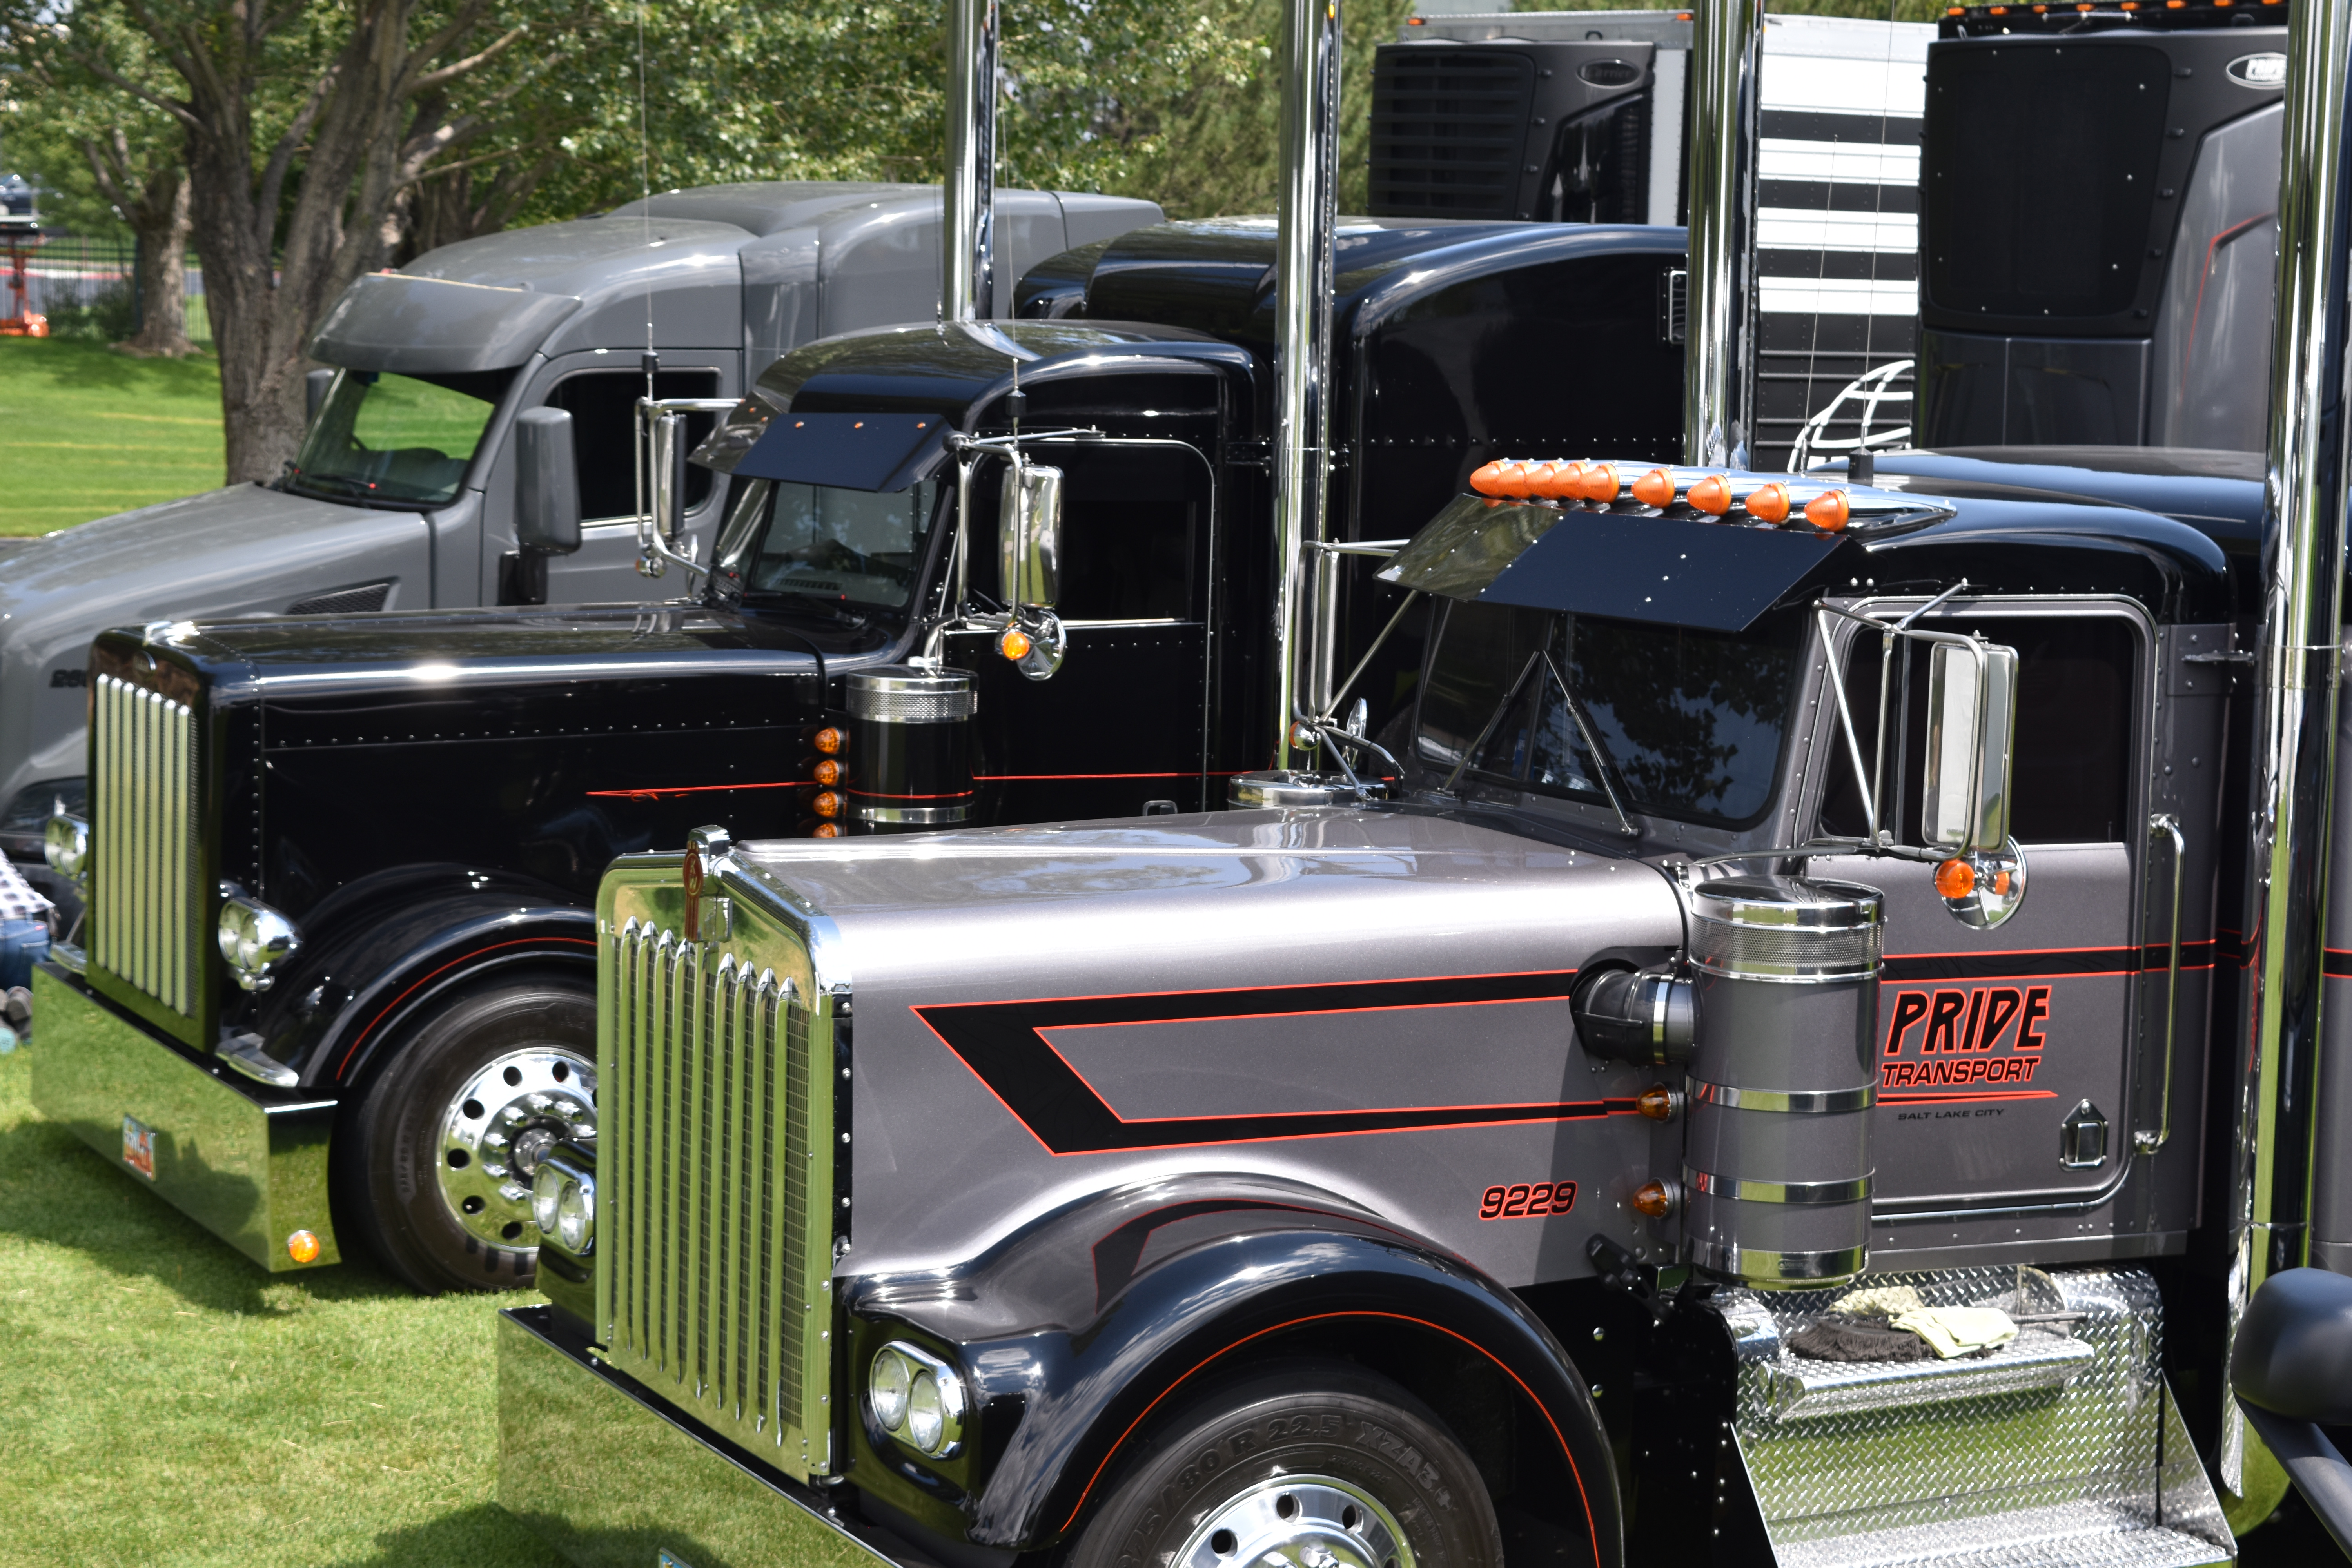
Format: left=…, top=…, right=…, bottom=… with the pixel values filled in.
left=867, top=1340, right=965, bottom=1458
left=555, top=1172, right=594, bottom=1254
left=217, top=893, right=301, bottom=991
left=43, top=813, right=89, bottom=882
left=531, top=1163, right=564, bottom=1235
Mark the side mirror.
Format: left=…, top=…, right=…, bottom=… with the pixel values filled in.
left=1922, top=638, right=2017, bottom=854
left=305, top=368, right=336, bottom=426
left=515, top=407, right=582, bottom=556
left=998, top=461, right=1063, bottom=610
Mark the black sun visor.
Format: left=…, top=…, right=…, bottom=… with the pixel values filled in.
left=1381, top=495, right=1863, bottom=633
left=731, top=412, right=953, bottom=494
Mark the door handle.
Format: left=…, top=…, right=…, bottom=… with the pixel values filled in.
left=2137, top=813, right=2186, bottom=1154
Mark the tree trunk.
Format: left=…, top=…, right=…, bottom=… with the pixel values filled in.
left=118, top=169, right=192, bottom=358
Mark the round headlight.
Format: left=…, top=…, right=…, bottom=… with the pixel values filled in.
left=216, top=894, right=301, bottom=991
left=42, top=813, right=88, bottom=882
left=906, top=1372, right=944, bottom=1453
left=555, top=1175, right=593, bottom=1254
left=870, top=1348, right=911, bottom=1432
left=531, top=1163, right=564, bottom=1235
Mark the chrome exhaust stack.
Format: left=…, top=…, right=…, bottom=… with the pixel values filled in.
left=943, top=0, right=1001, bottom=321
left=1270, top=0, right=1343, bottom=767
left=1683, top=0, right=1765, bottom=469
left=2226, top=0, right=2352, bottom=1495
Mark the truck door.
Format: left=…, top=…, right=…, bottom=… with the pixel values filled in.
left=946, top=442, right=1217, bottom=821
left=1804, top=597, right=2154, bottom=1210
left=507, top=356, right=731, bottom=605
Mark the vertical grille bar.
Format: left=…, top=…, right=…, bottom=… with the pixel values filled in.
left=602, top=897, right=832, bottom=1476
left=91, top=673, right=198, bottom=1020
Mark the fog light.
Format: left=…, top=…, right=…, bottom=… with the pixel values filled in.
left=218, top=893, right=302, bottom=992
left=869, top=1340, right=966, bottom=1458
left=43, top=812, right=89, bottom=882
left=532, top=1163, right=564, bottom=1235
left=286, top=1229, right=321, bottom=1265
left=554, top=1172, right=594, bottom=1255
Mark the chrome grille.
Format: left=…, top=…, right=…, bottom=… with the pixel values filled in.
left=603, top=907, right=834, bottom=1476
left=92, top=673, right=199, bottom=1018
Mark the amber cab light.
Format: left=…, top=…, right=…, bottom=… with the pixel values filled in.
left=1630, top=468, right=1675, bottom=507
left=1577, top=462, right=1621, bottom=503
left=1536, top=460, right=1586, bottom=499
left=1496, top=461, right=1540, bottom=498
left=812, top=821, right=842, bottom=838
left=1804, top=489, right=1852, bottom=532
left=813, top=758, right=842, bottom=786
left=812, top=726, right=846, bottom=756
left=1635, top=1085, right=1680, bottom=1123
left=1744, top=481, right=1792, bottom=524
left=812, top=791, right=843, bottom=819
left=999, top=625, right=1034, bottom=661
left=286, top=1229, right=322, bottom=1265
left=1934, top=858, right=1977, bottom=899
left=1469, top=460, right=1507, bottom=496
left=1631, top=1180, right=1677, bottom=1219
left=1686, top=475, right=1732, bottom=515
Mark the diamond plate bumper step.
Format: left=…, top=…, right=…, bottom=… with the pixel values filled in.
left=1722, top=1267, right=2236, bottom=1568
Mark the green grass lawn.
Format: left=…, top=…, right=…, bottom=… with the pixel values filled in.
left=0, top=337, right=228, bottom=538
left=0, top=1045, right=566, bottom=1568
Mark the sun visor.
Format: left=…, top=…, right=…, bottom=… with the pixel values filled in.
left=1381, top=495, right=1860, bottom=632
left=731, top=412, right=954, bottom=493
left=309, top=273, right=583, bottom=374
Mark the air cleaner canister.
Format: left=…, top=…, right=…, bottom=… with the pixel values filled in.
left=845, top=666, right=976, bottom=833
left=1684, top=874, right=1884, bottom=1287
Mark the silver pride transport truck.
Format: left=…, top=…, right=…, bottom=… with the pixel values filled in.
left=494, top=2, right=2352, bottom=1566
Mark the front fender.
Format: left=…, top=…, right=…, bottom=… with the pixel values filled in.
left=241, top=866, right=597, bottom=1088
left=842, top=1176, right=1620, bottom=1565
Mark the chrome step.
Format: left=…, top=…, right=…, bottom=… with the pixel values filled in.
left=1723, top=1266, right=2236, bottom=1568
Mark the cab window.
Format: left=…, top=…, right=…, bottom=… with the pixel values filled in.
left=972, top=446, right=1201, bottom=621
left=1818, top=613, right=2138, bottom=844
left=545, top=370, right=720, bottom=521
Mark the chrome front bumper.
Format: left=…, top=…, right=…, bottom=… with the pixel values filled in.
left=496, top=1308, right=904, bottom=1568
left=28, top=963, right=340, bottom=1271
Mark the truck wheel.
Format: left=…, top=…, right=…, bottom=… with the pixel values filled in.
left=340, top=971, right=596, bottom=1295
left=1065, top=1360, right=1503, bottom=1568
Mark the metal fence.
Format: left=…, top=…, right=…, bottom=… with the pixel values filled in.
left=11, top=234, right=211, bottom=343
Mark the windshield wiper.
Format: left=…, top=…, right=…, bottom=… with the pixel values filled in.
left=1439, top=649, right=1639, bottom=837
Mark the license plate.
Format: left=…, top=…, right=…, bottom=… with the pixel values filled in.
left=121, top=1115, right=156, bottom=1180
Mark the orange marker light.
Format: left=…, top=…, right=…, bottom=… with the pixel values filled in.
left=1537, top=460, right=1586, bottom=499
left=1686, top=475, right=1732, bottom=515
left=1578, top=462, right=1621, bottom=503
left=1745, top=481, right=1792, bottom=524
left=1631, top=1180, right=1677, bottom=1219
left=1630, top=468, right=1675, bottom=507
left=1804, top=489, right=1852, bottom=532
left=1636, top=1085, right=1678, bottom=1122
left=287, top=1230, right=322, bottom=1265
left=812, top=726, right=845, bottom=755
left=812, top=821, right=842, bottom=838
left=812, top=791, right=842, bottom=819
left=813, top=758, right=841, bottom=786
left=1470, top=461, right=1508, bottom=496
left=1993, top=868, right=2013, bottom=897
left=999, top=625, right=1034, bottom=661
left=1493, top=460, right=1537, bottom=499
left=1934, top=858, right=1977, bottom=899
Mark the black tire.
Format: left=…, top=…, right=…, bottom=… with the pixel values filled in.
left=1065, top=1359, right=1504, bottom=1568
left=339, top=969, right=595, bottom=1295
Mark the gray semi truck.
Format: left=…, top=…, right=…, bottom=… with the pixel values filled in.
left=0, top=181, right=1159, bottom=887
left=491, top=0, right=2352, bottom=1565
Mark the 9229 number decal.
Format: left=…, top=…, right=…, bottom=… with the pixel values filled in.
left=1480, top=1180, right=1577, bottom=1220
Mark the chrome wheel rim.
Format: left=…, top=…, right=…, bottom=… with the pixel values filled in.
left=436, top=1047, right=596, bottom=1252
left=1176, top=1475, right=1412, bottom=1568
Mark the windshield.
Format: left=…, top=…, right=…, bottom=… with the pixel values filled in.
left=1417, top=601, right=1802, bottom=828
left=290, top=368, right=506, bottom=506
left=712, top=476, right=940, bottom=615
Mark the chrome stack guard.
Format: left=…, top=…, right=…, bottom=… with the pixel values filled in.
left=496, top=1308, right=909, bottom=1568
left=1724, top=1266, right=2236, bottom=1568
left=28, top=963, right=339, bottom=1271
